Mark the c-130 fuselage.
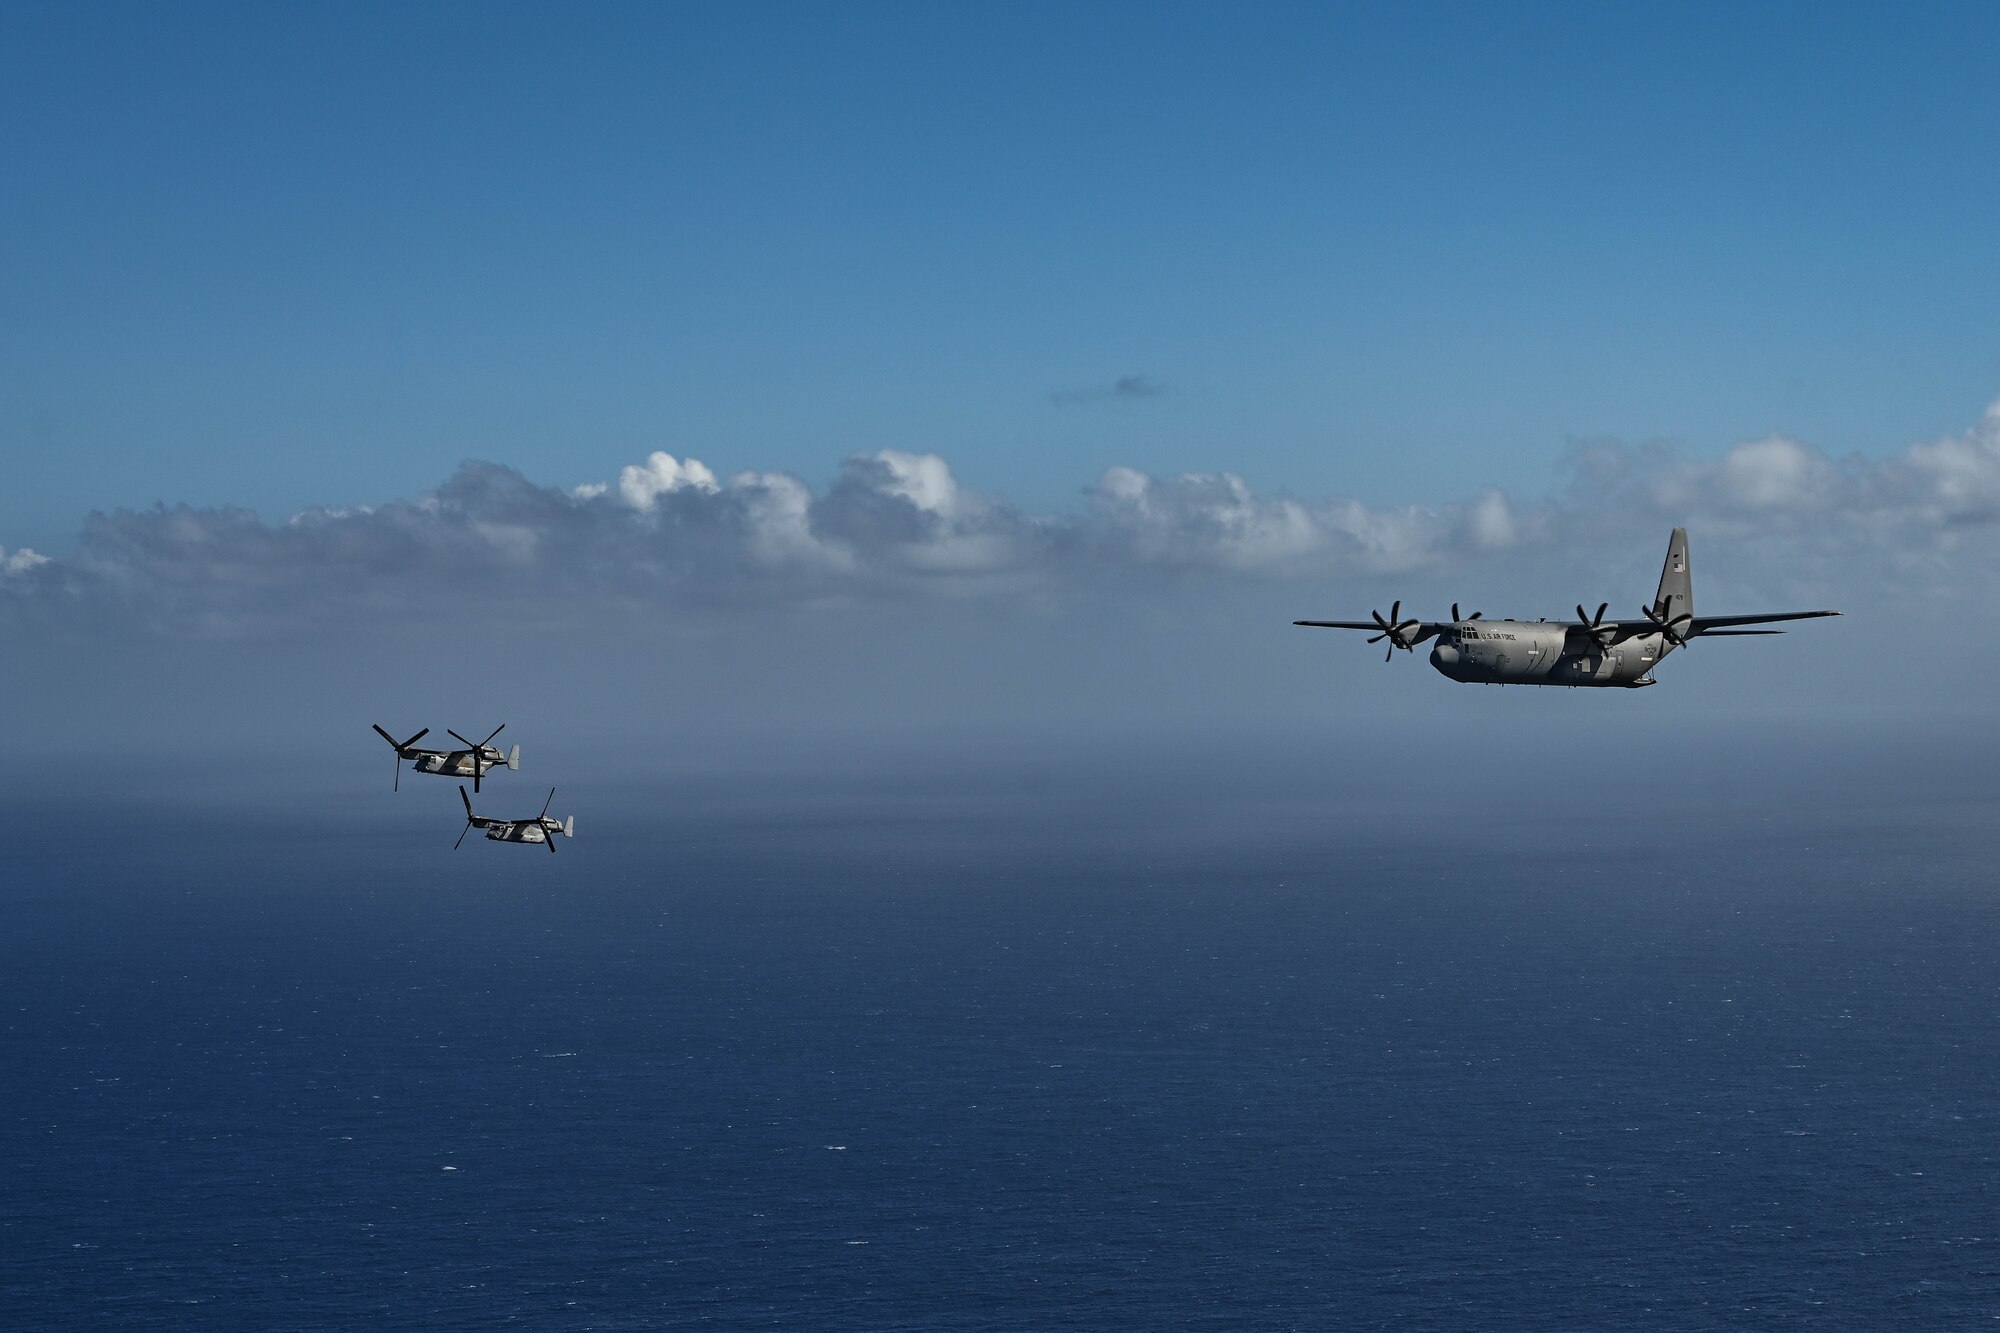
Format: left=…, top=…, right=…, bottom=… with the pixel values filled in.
left=1427, top=618, right=1666, bottom=687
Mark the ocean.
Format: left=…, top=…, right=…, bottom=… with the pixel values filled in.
left=4, top=725, right=1997, bottom=1327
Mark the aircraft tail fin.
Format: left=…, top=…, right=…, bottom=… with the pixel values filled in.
left=564, top=815, right=574, bottom=839
left=508, top=744, right=521, bottom=771
left=1652, top=527, right=1691, bottom=624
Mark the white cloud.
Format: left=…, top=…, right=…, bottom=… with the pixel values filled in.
left=1085, top=468, right=1325, bottom=571
left=618, top=452, right=720, bottom=510
left=868, top=449, right=963, bottom=518
left=1715, top=436, right=1834, bottom=509
left=1903, top=399, right=2000, bottom=524
left=1, top=547, right=50, bottom=575
left=1467, top=489, right=1518, bottom=550
left=1081, top=469, right=1532, bottom=576
left=728, top=470, right=851, bottom=572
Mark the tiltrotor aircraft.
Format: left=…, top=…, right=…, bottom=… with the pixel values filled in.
left=1294, top=528, right=1838, bottom=688
left=456, top=785, right=574, bottom=853
left=372, top=723, right=520, bottom=792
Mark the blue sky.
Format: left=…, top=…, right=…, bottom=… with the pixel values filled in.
left=11, top=1, right=2000, bottom=760
left=7, top=1, right=2000, bottom=554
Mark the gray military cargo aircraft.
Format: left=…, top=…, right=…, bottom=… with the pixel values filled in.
left=1294, top=527, right=1838, bottom=688
left=456, top=785, right=574, bottom=853
left=373, top=723, right=520, bottom=792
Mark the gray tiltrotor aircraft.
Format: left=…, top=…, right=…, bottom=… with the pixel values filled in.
left=373, top=723, right=520, bottom=792
left=1295, top=528, right=1839, bottom=688
left=457, top=785, right=574, bottom=853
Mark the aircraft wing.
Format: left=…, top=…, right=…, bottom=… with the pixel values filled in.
left=1292, top=620, right=1445, bottom=643
left=1569, top=620, right=1660, bottom=645
left=1554, top=609, right=1841, bottom=643
left=1689, top=610, right=1841, bottom=633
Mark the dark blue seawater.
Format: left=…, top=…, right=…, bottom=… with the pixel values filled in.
left=5, top=729, right=1999, bottom=1328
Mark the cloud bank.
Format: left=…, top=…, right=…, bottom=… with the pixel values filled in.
left=9, top=401, right=2000, bottom=638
